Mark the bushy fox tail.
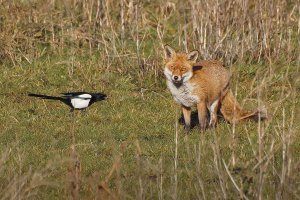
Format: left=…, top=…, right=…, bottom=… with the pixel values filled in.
left=220, top=90, right=267, bottom=124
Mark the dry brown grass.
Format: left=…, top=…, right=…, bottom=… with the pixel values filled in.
left=1, top=0, right=299, bottom=66
left=0, top=0, right=299, bottom=199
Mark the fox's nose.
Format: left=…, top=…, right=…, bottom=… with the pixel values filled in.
left=174, top=76, right=179, bottom=80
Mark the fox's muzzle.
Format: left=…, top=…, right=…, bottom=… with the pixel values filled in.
left=172, top=75, right=182, bottom=82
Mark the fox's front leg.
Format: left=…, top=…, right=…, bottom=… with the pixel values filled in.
left=197, top=101, right=208, bottom=131
left=182, top=106, right=191, bottom=133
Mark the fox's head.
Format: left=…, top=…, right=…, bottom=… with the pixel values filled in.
left=163, top=45, right=199, bottom=86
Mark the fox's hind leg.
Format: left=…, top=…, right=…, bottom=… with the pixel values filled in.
left=208, top=99, right=219, bottom=128
left=182, top=106, right=191, bottom=133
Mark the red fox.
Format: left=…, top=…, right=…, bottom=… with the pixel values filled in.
left=163, top=45, right=267, bottom=132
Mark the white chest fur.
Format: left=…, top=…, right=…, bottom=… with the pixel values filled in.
left=166, top=80, right=199, bottom=107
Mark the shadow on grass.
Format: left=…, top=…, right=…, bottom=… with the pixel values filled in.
left=178, top=110, right=227, bottom=130
left=178, top=111, right=200, bottom=130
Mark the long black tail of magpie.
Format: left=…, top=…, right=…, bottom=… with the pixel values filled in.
left=28, top=93, right=63, bottom=100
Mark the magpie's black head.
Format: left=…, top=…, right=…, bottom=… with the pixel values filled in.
left=93, top=93, right=107, bottom=101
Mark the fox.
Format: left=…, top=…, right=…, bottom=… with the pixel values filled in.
left=163, top=45, right=267, bottom=132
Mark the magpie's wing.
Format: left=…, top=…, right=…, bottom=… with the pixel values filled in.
left=61, top=92, right=86, bottom=97
left=62, top=93, right=92, bottom=100
left=61, top=92, right=107, bottom=100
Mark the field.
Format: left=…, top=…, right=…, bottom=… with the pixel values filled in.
left=0, top=0, right=299, bottom=199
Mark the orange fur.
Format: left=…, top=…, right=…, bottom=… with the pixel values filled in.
left=220, top=90, right=268, bottom=124
left=163, top=45, right=267, bottom=131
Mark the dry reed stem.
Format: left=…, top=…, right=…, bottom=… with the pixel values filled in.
left=69, top=112, right=81, bottom=200
left=222, top=159, right=249, bottom=200
left=172, top=107, right=179, bottom=200
left=212, top=130, right=227, bottom=199
left=1, top=0, right=298, bottom=66
left=195, top=143, right=206, bottom=200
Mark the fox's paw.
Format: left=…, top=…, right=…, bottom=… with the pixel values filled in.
left=184, top=125, right=191, bottom=134
left=208, top=123, right=217, bottom=129
left=258, top=106, right=268, bottom=121
left=208, top=119, right=217, bottom=128
left=199, top=124, right=207, bottom=132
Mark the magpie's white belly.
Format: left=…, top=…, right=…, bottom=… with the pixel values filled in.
left=167, top=81, right=199, bottom=107
left=71, top=94, right=92, bottom=109
left=71, top=98, right=90, bottom=109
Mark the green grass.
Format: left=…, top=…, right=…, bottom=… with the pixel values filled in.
left=0, top=0, right=300, bottom=199
left=0, top=53, right=299, bottom=199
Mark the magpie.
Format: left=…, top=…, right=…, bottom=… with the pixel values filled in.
left=28, top=92, right=107, bottom=112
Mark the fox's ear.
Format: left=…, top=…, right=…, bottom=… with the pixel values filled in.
left=164, top=45, right=176, bottom=59
left=187, top=50, right=199, bottom=62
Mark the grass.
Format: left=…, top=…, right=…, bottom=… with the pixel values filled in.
left=0, top=55, right=299, bottom=199
left=0, top=0, right=300, bottom=199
